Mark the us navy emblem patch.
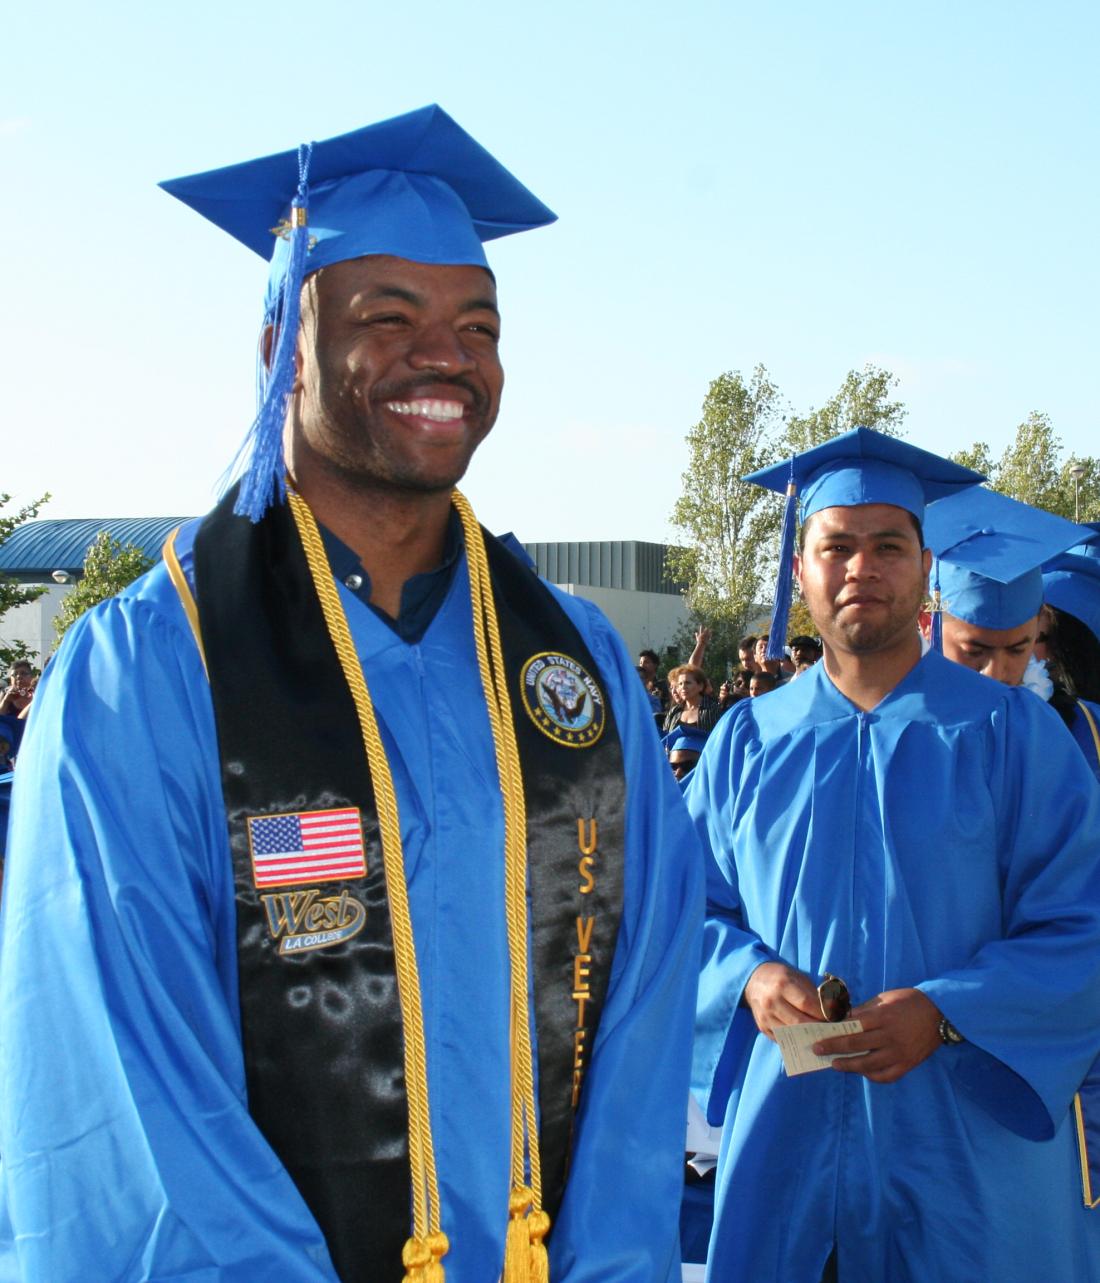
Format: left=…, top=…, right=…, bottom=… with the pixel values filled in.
left=520, top=652, right=606, bottom=748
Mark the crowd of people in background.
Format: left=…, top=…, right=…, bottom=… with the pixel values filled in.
left=637, top=627, right=826, bottom=780
left=0, top=662, right=35, bottom=772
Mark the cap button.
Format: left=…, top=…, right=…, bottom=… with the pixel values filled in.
left=344, top=572, right=364, bottom=591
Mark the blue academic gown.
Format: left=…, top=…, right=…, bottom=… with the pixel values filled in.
left=687, top=651, right=1100, bottom=1283
left=0, top=538, right=703, bottom=1283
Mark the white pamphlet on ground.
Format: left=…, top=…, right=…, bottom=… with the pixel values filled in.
left=773, top=1019, right=864, bottom=1076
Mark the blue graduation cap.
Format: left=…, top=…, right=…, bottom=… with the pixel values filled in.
left=1042, top=538, right=1100, bottom=646
left=924, top=488, right=1082, bottom=631
left=744, top=427, right=985, bottom=659
left=160, top=104, right=557, bottom=521
left=664, top=726, right=710, bottom=757
left=1062, top=522, right=1100, bottom=561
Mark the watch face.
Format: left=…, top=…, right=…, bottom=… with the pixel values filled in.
left=939, top=1018, right=963, bottom=1044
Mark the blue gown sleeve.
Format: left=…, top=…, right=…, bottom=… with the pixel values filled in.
left=682, top=708, right=782, bottom=1126
left=919, top=690, right=1100, bottom=1141
left=544, top=597, right=705, bottom=1283
left=0, top=579, right=339, bottom=1282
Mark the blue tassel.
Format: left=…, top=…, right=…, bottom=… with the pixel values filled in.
left=765, top=465, right=798, bottom=663
left=234, top=143, right=314, bottom=522
left=929, top=560, right=943, bottom=653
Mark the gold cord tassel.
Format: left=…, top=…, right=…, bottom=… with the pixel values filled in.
left=528, top=1209, right=551, bottom=1283
left=400, top=1230, right=450, bottom=1283
left=402, top=1237, right=431, bottom=1283
left=425, top=1230, right=449, bottom=1283
left=503, top=1186, right=535, bottom=1283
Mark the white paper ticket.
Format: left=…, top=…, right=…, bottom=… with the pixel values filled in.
left=773, top=1020, right=864, bottom=1076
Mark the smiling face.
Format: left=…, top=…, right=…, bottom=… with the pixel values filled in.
left=795, top=504, right=931, bottom=657
left=288, top=254, right=504, bottom=496
left=940, top=612, right=1038, bottom=686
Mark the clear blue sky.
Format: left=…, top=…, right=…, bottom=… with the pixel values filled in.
left=5, top=0, right=1097, bottom=541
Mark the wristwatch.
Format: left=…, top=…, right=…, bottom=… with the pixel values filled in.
left=938, top=1016, right=964, bottom=1045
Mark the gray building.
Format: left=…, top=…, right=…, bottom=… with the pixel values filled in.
left=1, top=520, right=690, bottom=663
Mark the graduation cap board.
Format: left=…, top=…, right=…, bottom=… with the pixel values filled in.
left=664, top=726, right=710, bottom=756
left=923, top=488, right=1083, bottom=631
left=159, top=104, right=556, bottom=521
left=1042, top=525, right=1100, bottom=645
left=743, top=427, right=986, bottom=659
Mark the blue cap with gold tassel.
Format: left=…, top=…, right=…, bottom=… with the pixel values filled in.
left=159, top=104, right=557, bottom=522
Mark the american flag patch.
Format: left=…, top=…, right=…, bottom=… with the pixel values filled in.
left=247, top=807, right=366, bottom=888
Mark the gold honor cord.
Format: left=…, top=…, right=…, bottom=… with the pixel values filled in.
left=453, top=490, right=550, bottom=1283
left=288, top=492, right=446, bottom=1283
left=289, top=488, right=550, bottom=1283
left=1079, top=701, right=1100, bottom=773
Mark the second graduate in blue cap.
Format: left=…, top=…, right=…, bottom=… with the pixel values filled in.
left=744, top=427, right=985, bottom=660
left=686, top=425, right=1100, bottom=1283
left=922, top=486, right=1081, bottom=686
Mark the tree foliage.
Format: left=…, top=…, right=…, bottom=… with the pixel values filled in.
left=951, top=412, right=1099, bottom=522
left=0, top=493, right=50, bottom=669
left=666, top=365, right=786, bottom=645
left=669, top=364, right=908, bottom=649
left=52, top=532, right=154, bottom=645
left=785, top=365, right=907, bottom=453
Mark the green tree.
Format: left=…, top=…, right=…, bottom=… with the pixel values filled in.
left=952, top=412, right=1100, bottom=521
left=667, top=365, right=786, bottom=642
left=52, top=532, right=154, bottom=645
left=785, top=598, right=818, bottom=640
left=992, top=411, right=1069, bottom=514
left=0, top=493, right=50, bottom=669
left=784, top=365, right=907, bottom=453
left=948, top=441, right=994, bottom=477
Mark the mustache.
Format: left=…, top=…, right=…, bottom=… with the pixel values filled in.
left=371, top=373, right=487, bottom=413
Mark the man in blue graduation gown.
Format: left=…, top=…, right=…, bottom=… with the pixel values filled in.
left=0, top=108, right=702, bottom=1283
left=688, top=428, right=1100, bottom=1282
left=922, top=485, right=1100, bottom=781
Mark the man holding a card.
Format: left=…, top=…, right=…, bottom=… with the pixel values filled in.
left=686, top=429, right=1100, bottom=1282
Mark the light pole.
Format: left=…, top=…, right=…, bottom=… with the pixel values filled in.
left=1071, top=463, right=1086, bottom=522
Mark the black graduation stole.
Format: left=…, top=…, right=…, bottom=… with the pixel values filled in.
left=189, top=487, right=626, bottom=1281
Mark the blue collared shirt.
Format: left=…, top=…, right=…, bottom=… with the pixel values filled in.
left=318, top=510, right=463, bottom=644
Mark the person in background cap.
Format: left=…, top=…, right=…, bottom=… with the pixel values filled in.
left=686, top=427, right=1100, bottom=1282
left=921, top=486, right=1079, bottom=684
left=0, top=106, right=702, bottom=1283
left=787, top=634, right=822, bottom=677
left=663, top=725, right=709, bottom=785
left=921, top=488, right=1100, bottom=777
left=1042, top=524, right=1100, bottom=772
